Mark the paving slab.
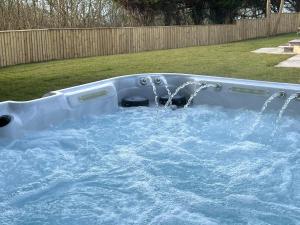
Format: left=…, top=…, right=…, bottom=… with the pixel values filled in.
left=276, top=55, right=300, bottom=68
left=252, top=47, right=295, bottom=55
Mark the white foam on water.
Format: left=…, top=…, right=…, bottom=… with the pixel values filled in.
left=0, top=106, right=300, bottom=225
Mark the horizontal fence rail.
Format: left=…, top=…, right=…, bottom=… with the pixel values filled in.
left=0, top=13, right=299, bottom=68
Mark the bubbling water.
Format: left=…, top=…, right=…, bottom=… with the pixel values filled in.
left=0, top=106, right=300, bottom=225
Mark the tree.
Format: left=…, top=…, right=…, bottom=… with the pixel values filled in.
left=184, top=0, right=207, bottom=24
left=113, top=0, right=161, bottom=25
left=0, top=0, right=297, bottom=30
left=273, top=0, right=285, bottom=35
left=113, top=0, right=187, bottom=25
left=286, top=0, right=300, bottom=12
left=205, top=0, right=245, bottom=24
left=160, top=0, right=184, bottom=25
left=0, top=0, right=138, bottom=30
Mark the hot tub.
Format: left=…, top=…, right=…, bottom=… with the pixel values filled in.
left=0, top=74, right=300, bottom=224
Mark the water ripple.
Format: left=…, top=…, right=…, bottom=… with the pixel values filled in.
left=0, top=106, right=300, bottom=225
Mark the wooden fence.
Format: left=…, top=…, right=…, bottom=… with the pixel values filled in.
left=0, top=13, right=299, bottom=68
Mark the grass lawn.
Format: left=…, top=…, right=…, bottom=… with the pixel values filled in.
left=0, top=33, right=300, bottom=101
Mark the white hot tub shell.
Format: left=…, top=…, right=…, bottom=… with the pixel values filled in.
left=1, top=73, right=300, bottom=139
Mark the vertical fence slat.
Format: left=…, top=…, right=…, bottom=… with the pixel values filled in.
left=0, top=32, right=6, bottom=67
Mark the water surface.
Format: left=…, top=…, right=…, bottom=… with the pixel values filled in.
left=0, top=106, right=300, bottom=225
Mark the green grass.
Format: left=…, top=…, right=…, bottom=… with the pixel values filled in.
left=0, top=33, right=300, bottom=101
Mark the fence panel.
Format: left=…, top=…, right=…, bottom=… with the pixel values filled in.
left=0, top=13, right=299, bottom=68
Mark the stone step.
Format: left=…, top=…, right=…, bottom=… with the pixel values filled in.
left=278, top=44, right=290, bottom=48
left=288, top=39, right=300, bottom=46
left=282, top=45, right=294, bottom=53
left=294, top=46, right=300, bottom=54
